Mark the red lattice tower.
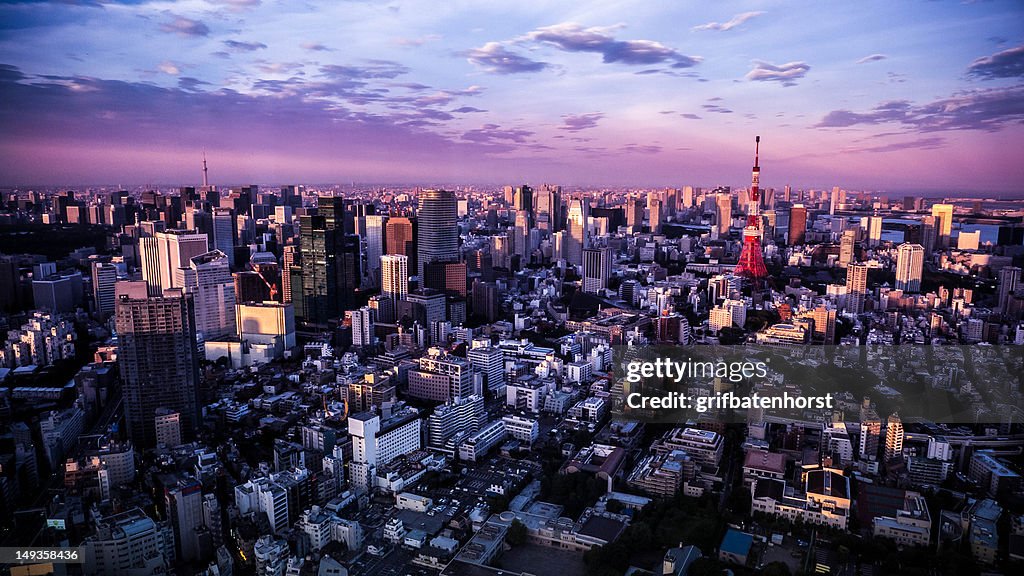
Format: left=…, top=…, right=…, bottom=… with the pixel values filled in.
left=735, top=136, right=768, bottom=282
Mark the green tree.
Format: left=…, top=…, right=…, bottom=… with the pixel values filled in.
left=506, top=519, right=527, bottom=546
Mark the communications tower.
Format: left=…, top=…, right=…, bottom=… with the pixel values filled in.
left=735, top=136, right=769, bottom=288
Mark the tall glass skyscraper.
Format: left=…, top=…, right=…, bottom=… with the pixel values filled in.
left=298, top=215, right=360, bottom=329
left=416, top=189, right=458, bottom=279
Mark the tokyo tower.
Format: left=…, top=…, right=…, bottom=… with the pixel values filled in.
left=734, top=136, right=768, bottom=282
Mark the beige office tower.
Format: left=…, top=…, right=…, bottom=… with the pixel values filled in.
left=155, top=229, right=209, bottom=291
left=380, top=254, right=408, bottom=319
left=845, top=263, right=868, bottom=314
left=895, top=243, right=924, bottom=293
left=931, top=203, right=953, bottom=249
left=566, top=198, right=589, bottom=268
left=838, top=229, right=856, bottom=268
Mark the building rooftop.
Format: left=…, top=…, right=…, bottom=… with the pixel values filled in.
left=720, top=529, right=753, bottom=557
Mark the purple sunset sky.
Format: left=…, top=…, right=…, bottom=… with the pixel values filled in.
left=0, top=1, right=1023, bottom=193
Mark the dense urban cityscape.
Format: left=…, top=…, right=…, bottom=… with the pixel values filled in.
left=2, top=1, right=1024, bottom=576
left=1, top=140, right=1024, bottom=576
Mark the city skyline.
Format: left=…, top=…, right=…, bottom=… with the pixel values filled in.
left=1, top=1, right=1023, bottom=192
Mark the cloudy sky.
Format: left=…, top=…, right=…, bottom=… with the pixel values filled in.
left=1, top=1, right=1022, bottom=193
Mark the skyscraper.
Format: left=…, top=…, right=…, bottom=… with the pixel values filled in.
left=625, top=199, right=644, bottom=233
left=534, top=184, right=561, bottom=231
left=649, top=199, right=663, bottom=234
left=380, top=254, right=409, bottom=311
left=211, top=208, right=236, bottom=269
left=998, top=266, right=1020, bottom=314
left=298, top=215, right=360, bottom=328
left=281, top=245, right=296, bottom=303
left=566, top=198, right=588, bottom=268
left=830, top=186, right=842, bottom=215
left=884, top=412, right=904, bottom=461
left=91, top=262, right=118, bottom=316
left=115, top=282, right=200, bottom=448
left=364, top=214, right=387, bottom=285
left=385, top=216, right=417, bottom=273
left=788, top=204, right=807, bottom=246
left=513, top=210, right=530, bottom=260
left=423, top=260, right=468, bottom=297
left=513, top=185, right=533, bottom=215
left=416, top=189, right=458, bottom=279
left=931, top=203, right=954, bottom=249
left=582, top=247, right=612, bottom=294
left=845, top=263, right=869, bottom=314
left=715, top=193, right=732, bottom=235
left=895, top=243, right=924, bottom=293
left=867, top=215, right=883, bottom=247
left=838, top=229, right=856, bottom=268
left=155, top=229, right=209, bottom=292
left=175, top=250, right=236, bottom=341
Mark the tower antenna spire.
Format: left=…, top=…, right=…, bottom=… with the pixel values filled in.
left=754, top=135, right=760, bottom=168
left=202, top=151, right=209, bottom=189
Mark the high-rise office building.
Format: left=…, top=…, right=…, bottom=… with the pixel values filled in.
left=91, top=261, right=118, bottom=316
left=364, top=214, right=387, bottom=285
left=931, top=204, right=954, bottom=249
left=416, top=189, right=458, bottom=278
left=115, top=282, right=200, bottom=448
left=565, top=198, right=588, bottom=267
left=211, top=208, right=236, bottom=269
left=385, top=216, right=417, bottom=274
left=998, top=266, right=1020, bottom=314
left=788, top=204, right=807, bottom=245
left=138, top=236, right=163, bottom=296
left=582, top=247, right=612, bottom=294
left=513, top=185, right=533, bottom=215
left=175, top=250, right=236, bottom=341
left=867, top=216, right=883, bottom=247
left=649, top=199, right=663, bottom=234
left=895, top=243, right=925, bottom=293
left=830, top=186, right=842, bottom=215
left=534, top=185, right=561, bottom=231
left=298, top=215, right=360, bottom=328
left=513, top=210, right=530, bottom=259
left=838, top=229, right=856, bottom=268
left=380, top=254, right=409, bottom=316
left=625, top=199, right=644, bottom=233
left=845, top=263, right=869, bottom=314
left=423, top=260, right=468, bottom=297
left=154, top=230, right=209, bottom=292
left=714, top=192, right=732, bottom=236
